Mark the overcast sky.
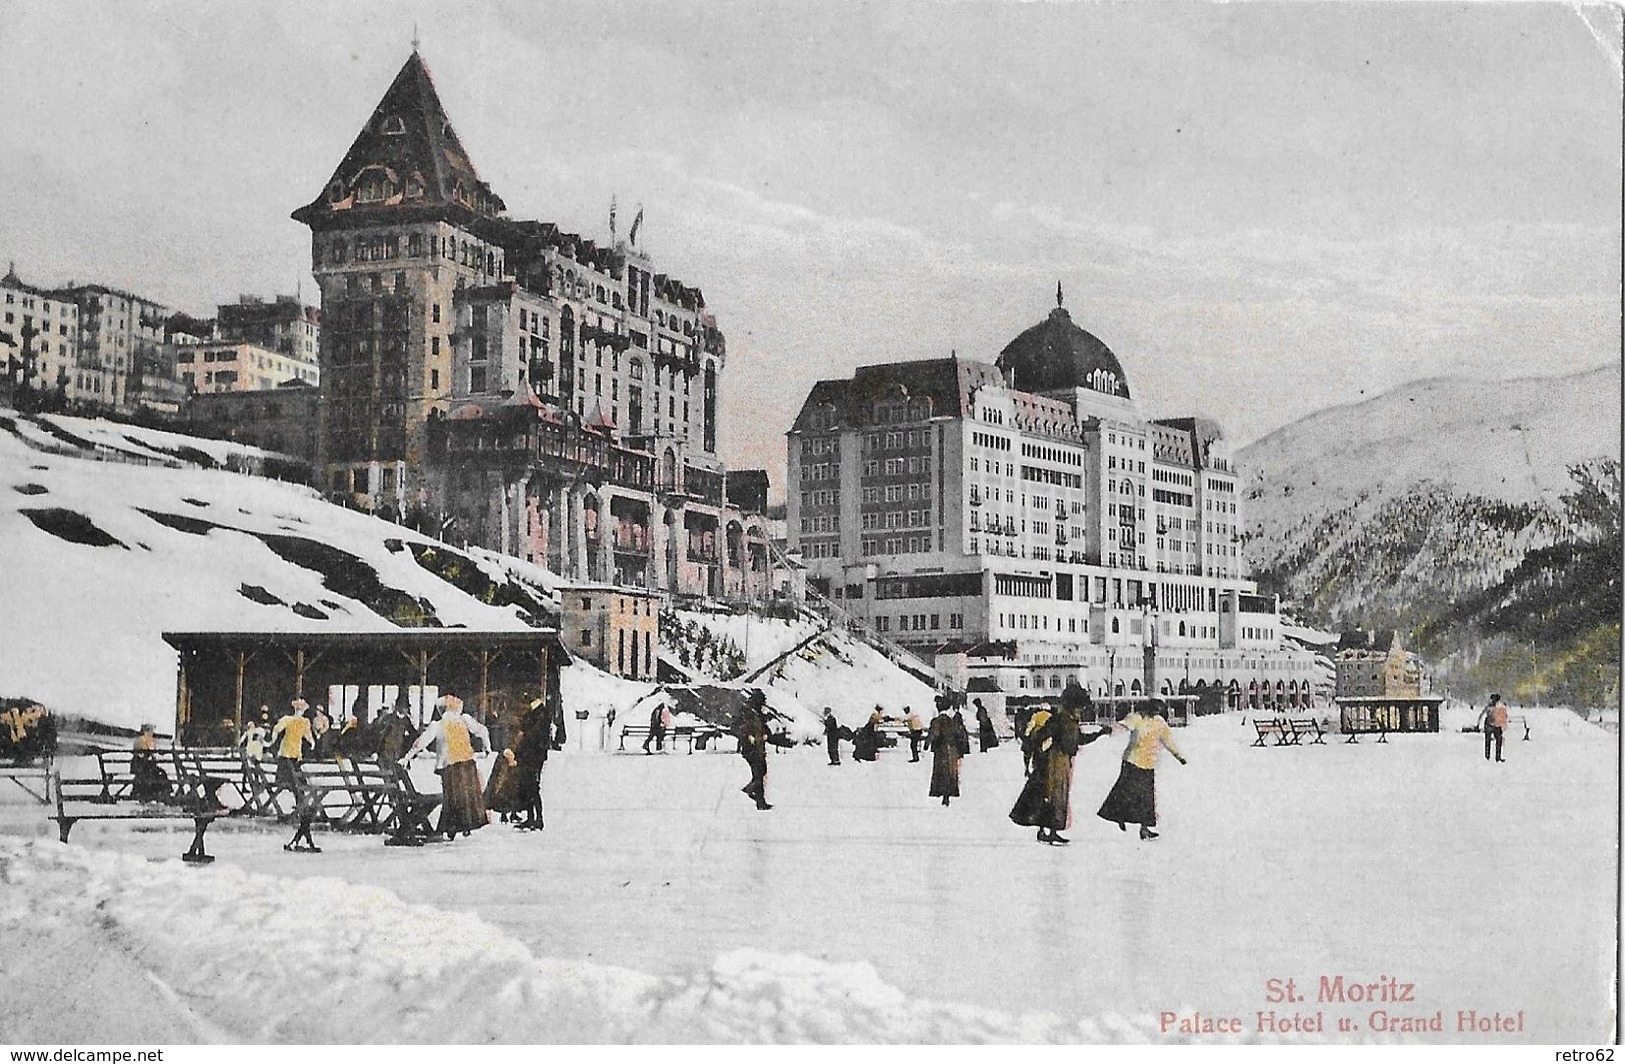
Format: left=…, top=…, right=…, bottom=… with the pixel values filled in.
left=1, top=1, right=1619, bottom=489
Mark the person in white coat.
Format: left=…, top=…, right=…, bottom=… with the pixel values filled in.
left=402, top=695, right=492, bottom=839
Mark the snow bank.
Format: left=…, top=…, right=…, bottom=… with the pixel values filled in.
left=0, top=838, right=1157, bottom=1043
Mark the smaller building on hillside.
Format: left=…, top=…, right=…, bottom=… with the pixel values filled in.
left=186, top=379, right=320, bottom=462
left=175, top=340, right=318, bottom=394
left=560, top=584, right=661, bottom=680
left=1334, top=629, right=1424, bottom=698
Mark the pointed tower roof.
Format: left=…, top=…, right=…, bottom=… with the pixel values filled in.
left=293, top=51, right=505, bottom=228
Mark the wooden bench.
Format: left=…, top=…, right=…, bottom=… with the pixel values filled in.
left=619, top=725, right=731, bottom=754
left=1251, top=717, right=1290, bottom=747
left=0, top=756, right=52, bottom=804
left=52, top=770, right=219, bottom=863
left=381, top=765, right=443, bottom=847
left=1286, top=718, right=1327, bottom=745
left=1343, top=718, right=1389, bottom=744
left=171, top=747, right=258, bottom=814
left=92, top=750, right=143, bottom=802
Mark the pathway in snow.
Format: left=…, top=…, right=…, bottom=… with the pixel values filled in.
left=0, top=711, right=1613, bottom=1043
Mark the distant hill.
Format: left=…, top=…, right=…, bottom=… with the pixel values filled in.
left=1237, top=363, right=1621, bottom=707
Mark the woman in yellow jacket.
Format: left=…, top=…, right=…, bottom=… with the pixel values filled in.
left=1097, top=700, right=1187, bottom=840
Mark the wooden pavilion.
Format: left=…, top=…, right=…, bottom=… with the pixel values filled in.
left=163, top=630, right=567, bottom=746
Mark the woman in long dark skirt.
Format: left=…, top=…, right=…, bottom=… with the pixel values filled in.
left=1010, top=704, right=1109, bottom=843
left=401, top=695, right=491, bottom=839
left=927, top=705, right=970, bottom=805
left=1098, top=701, right=1187, bottom=840
left=852, top=706, right=883, bottom=762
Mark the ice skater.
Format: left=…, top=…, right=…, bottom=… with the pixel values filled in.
left=927, top=700, right=970, bottom=806
left=512, top=696, right=557, bottom=830
left=973, top=698, right=1000, bottom=752
left=823, top=708, right=843, bottom=765
left=1010, top=701, right=1109, bottom=843
left=402, top=695, right=491, bottom=839
left=1097, top=700, right=1187, bottom=841
left=642, top=701, right=669, bottom=754
left=905, top=706, right=924, bottom=762
left=1479, top=693, right=1508, bottom=762
left=272, top=698, right=319, bottom=852
left=735, top=690, right=773, bottom=810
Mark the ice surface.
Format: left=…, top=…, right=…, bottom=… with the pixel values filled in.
left=0, top=711, right=1612, bottom=1044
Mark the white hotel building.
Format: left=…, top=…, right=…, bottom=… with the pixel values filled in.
left=786, top=294, right=1319, bottom=709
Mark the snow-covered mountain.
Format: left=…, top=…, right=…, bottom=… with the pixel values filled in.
left=1237, top=363, right=1621, bottom=703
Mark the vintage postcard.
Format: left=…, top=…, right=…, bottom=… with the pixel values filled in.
left=0, top=0, right=1618, bottom=1051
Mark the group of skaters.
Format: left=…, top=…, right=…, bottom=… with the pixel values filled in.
left=133, top=691, right=566, bottom=852
left=804, top=682, right=1186, bottom=844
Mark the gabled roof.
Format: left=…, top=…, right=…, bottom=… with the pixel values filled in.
left=293, top=50, right=504, bottom=227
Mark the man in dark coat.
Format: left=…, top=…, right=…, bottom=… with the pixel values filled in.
left=511, top=697, right=556, bottom=830
left=823, top=708, right=843, bottom=766
left=973, top=699, right=1000, bottom=753
left=372, top=701, right=418, bottom=766
left=735, top=690, right=772, bottom=810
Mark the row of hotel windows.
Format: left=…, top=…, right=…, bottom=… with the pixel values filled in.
left=861, top=457, right=931, bottom=477
left=865, top=429, right=931, bottom=451
left=1023, top=465, right=1082, bottom=489
left=1152, top=467, right=1194, bottom=487
left=2, top=313, right=72, bottom=336
left=862, top=536, right=934, bottom=555
left=1106, top=431, right=1146, bottom=449
left=861, top=510, right=931, bottom=530
left=802, top=463, right=838, bottom=482
left=800, top=540, right=840, bottom=559
left=864, top=483, right=930, bottom=503
left=875, top=613, right=964, bottom=632
left=800, top=436, right=838, bottom=456
left=802, top=489, right=838, bottom=508
left=1020, top=442, right=1083, bottom=466
left=971, top=430, right=1012, bottom=451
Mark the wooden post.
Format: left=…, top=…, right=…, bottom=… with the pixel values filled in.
left=175, top=651, right=190, bottom=740
left=479, top=649, right=491, bottom=721
left=294, top=647, right=305, bottom=700
left=234, top=649, right=247, bottom=727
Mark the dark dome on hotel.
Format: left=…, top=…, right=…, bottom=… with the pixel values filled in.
left=996, top=303, right=1131, bottom=399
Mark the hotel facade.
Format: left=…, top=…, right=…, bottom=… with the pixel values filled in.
left=786, top=295, right=1319, bottom=707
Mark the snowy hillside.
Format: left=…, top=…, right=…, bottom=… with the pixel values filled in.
left=676, top=608, right=939, bottom=722
left=1240, top=363, right=1620, bottom=517
left=0, top=411, right=563, bottom=728
left=0, top=410, right=933, bottom=738
left=1235, top=365, right=1621, bottom=704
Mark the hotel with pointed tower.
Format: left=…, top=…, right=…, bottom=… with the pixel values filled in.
left=292, top=50, right=772, bottom=603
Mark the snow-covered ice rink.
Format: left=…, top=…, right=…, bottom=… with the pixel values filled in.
left=0, top=710, right=1615, bottom=1044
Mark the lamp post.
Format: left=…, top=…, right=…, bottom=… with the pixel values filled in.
left=1107, top=647, right=1118, bottom=700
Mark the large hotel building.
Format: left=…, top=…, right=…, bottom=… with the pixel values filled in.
left=786, top=293, right=1320, bottom=706
left=292, top=50, right=771, bottom=602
